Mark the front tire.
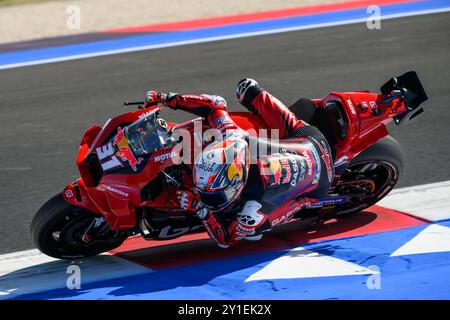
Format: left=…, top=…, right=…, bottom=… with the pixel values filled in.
left=31, top=194, right=127, bottom=259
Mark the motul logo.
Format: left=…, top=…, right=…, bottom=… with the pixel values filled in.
left=154, top=151, right=177, bottom=162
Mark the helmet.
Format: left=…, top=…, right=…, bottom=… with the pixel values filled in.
left=193, top=137, right=249, bottom=211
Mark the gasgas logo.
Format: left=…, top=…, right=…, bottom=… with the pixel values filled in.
left=271, top=204, right=303, bottom=227
left=103, top=185, right=129, bottom=197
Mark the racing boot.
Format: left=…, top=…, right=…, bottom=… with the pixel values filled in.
left=236, top=78, right=263, bottom=113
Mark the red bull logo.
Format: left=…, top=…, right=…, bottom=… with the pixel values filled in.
left=267, top=157, right=282, bottom=186
left=114, top=127, right=143, bottom=172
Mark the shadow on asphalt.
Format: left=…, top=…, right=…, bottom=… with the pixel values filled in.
left=3, top=211, right=378, bottom=299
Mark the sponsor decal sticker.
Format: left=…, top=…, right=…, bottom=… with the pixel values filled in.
left=138, top=109, right=157, bottom=119
left=309, top=143, right=321, bottom=183
left=360, top=101, right=369, bottom=109
left=154, top=151, right=177, bottom=162
left=271, top=204, right=303, bottom=227
left=308, top=196, right=349, bottom=208
left=215, top=116, right=231, bottom=124
left=347, top=98, right=357, bottom=115
left=334, top=155, right=349, bottom=167
left=113, top=127, right=143, bottom=171
left=65, top=190, right=74, bottom=198
left=103, top=185, right=129, bottom=197
left=96, top=142, right=123, bottom=171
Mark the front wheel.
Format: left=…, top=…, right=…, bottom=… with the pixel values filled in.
left=31, top=194, right=128, bottom=259
left=331, top=136, right=404, bottom=215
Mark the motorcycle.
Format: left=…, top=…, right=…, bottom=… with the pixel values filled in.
left=31, top=71, right=428, bottom=259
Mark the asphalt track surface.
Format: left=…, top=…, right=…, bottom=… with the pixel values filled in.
left=0, top=12, right=449, bottom=255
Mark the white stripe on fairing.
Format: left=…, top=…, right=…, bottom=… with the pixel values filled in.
left=0, top=7, right=449, bottom=71
left=0, top=249, right=151, bottom=299
left=379, top=180, right=450, bottom=222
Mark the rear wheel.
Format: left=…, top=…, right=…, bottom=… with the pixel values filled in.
left=331, top=136, right=403, bottom=215
left=31, top=194, right=127, bottom=259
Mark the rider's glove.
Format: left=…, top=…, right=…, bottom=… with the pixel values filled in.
left=176, top=190, right=200, bottom=212
left=144, top=90, right=166, bottom=108
left=175, top=190, right=210, bottom=220
left=144, top=90, right=179, bottom=109
left=178, top=193, right=229, bottom=248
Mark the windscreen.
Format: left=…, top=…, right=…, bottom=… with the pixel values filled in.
left=124, top=113, right=172, bottom=156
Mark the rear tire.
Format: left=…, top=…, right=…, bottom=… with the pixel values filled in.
left=31, top=194, right=127, bottom=259
left=332, top=136, right=404, bottom=215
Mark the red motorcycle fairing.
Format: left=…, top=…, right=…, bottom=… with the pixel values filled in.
left=316, top=91, right=404, bottom=165
left=63, top=89, right=408, bottom=232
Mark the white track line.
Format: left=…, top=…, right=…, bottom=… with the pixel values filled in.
left=0, top=250, right=151, bottom=299
left=378, top=180, right=450, bottom=222
left=0, top=7, right=449, bottom=70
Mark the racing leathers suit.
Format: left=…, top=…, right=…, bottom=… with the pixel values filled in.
left=147, top=80, right=334, bottom=248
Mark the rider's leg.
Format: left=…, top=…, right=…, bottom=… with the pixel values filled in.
left=202, top=200, right=268, bottom=248
left=239, top=138, right=333, bottom=240
left=227, top=198, right=308, bottom=245
left=236, top=78, right=306, bottom=139
left=212, top=143, right=332, bottom=248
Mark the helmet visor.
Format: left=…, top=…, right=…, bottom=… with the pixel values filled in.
left=198, top=183, right=238, bottom=210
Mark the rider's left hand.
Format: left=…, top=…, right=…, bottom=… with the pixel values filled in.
left=144, top=90, right=167, bottom=107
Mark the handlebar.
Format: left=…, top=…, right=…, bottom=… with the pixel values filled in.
left=123, top=101, right=145, bottom=107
